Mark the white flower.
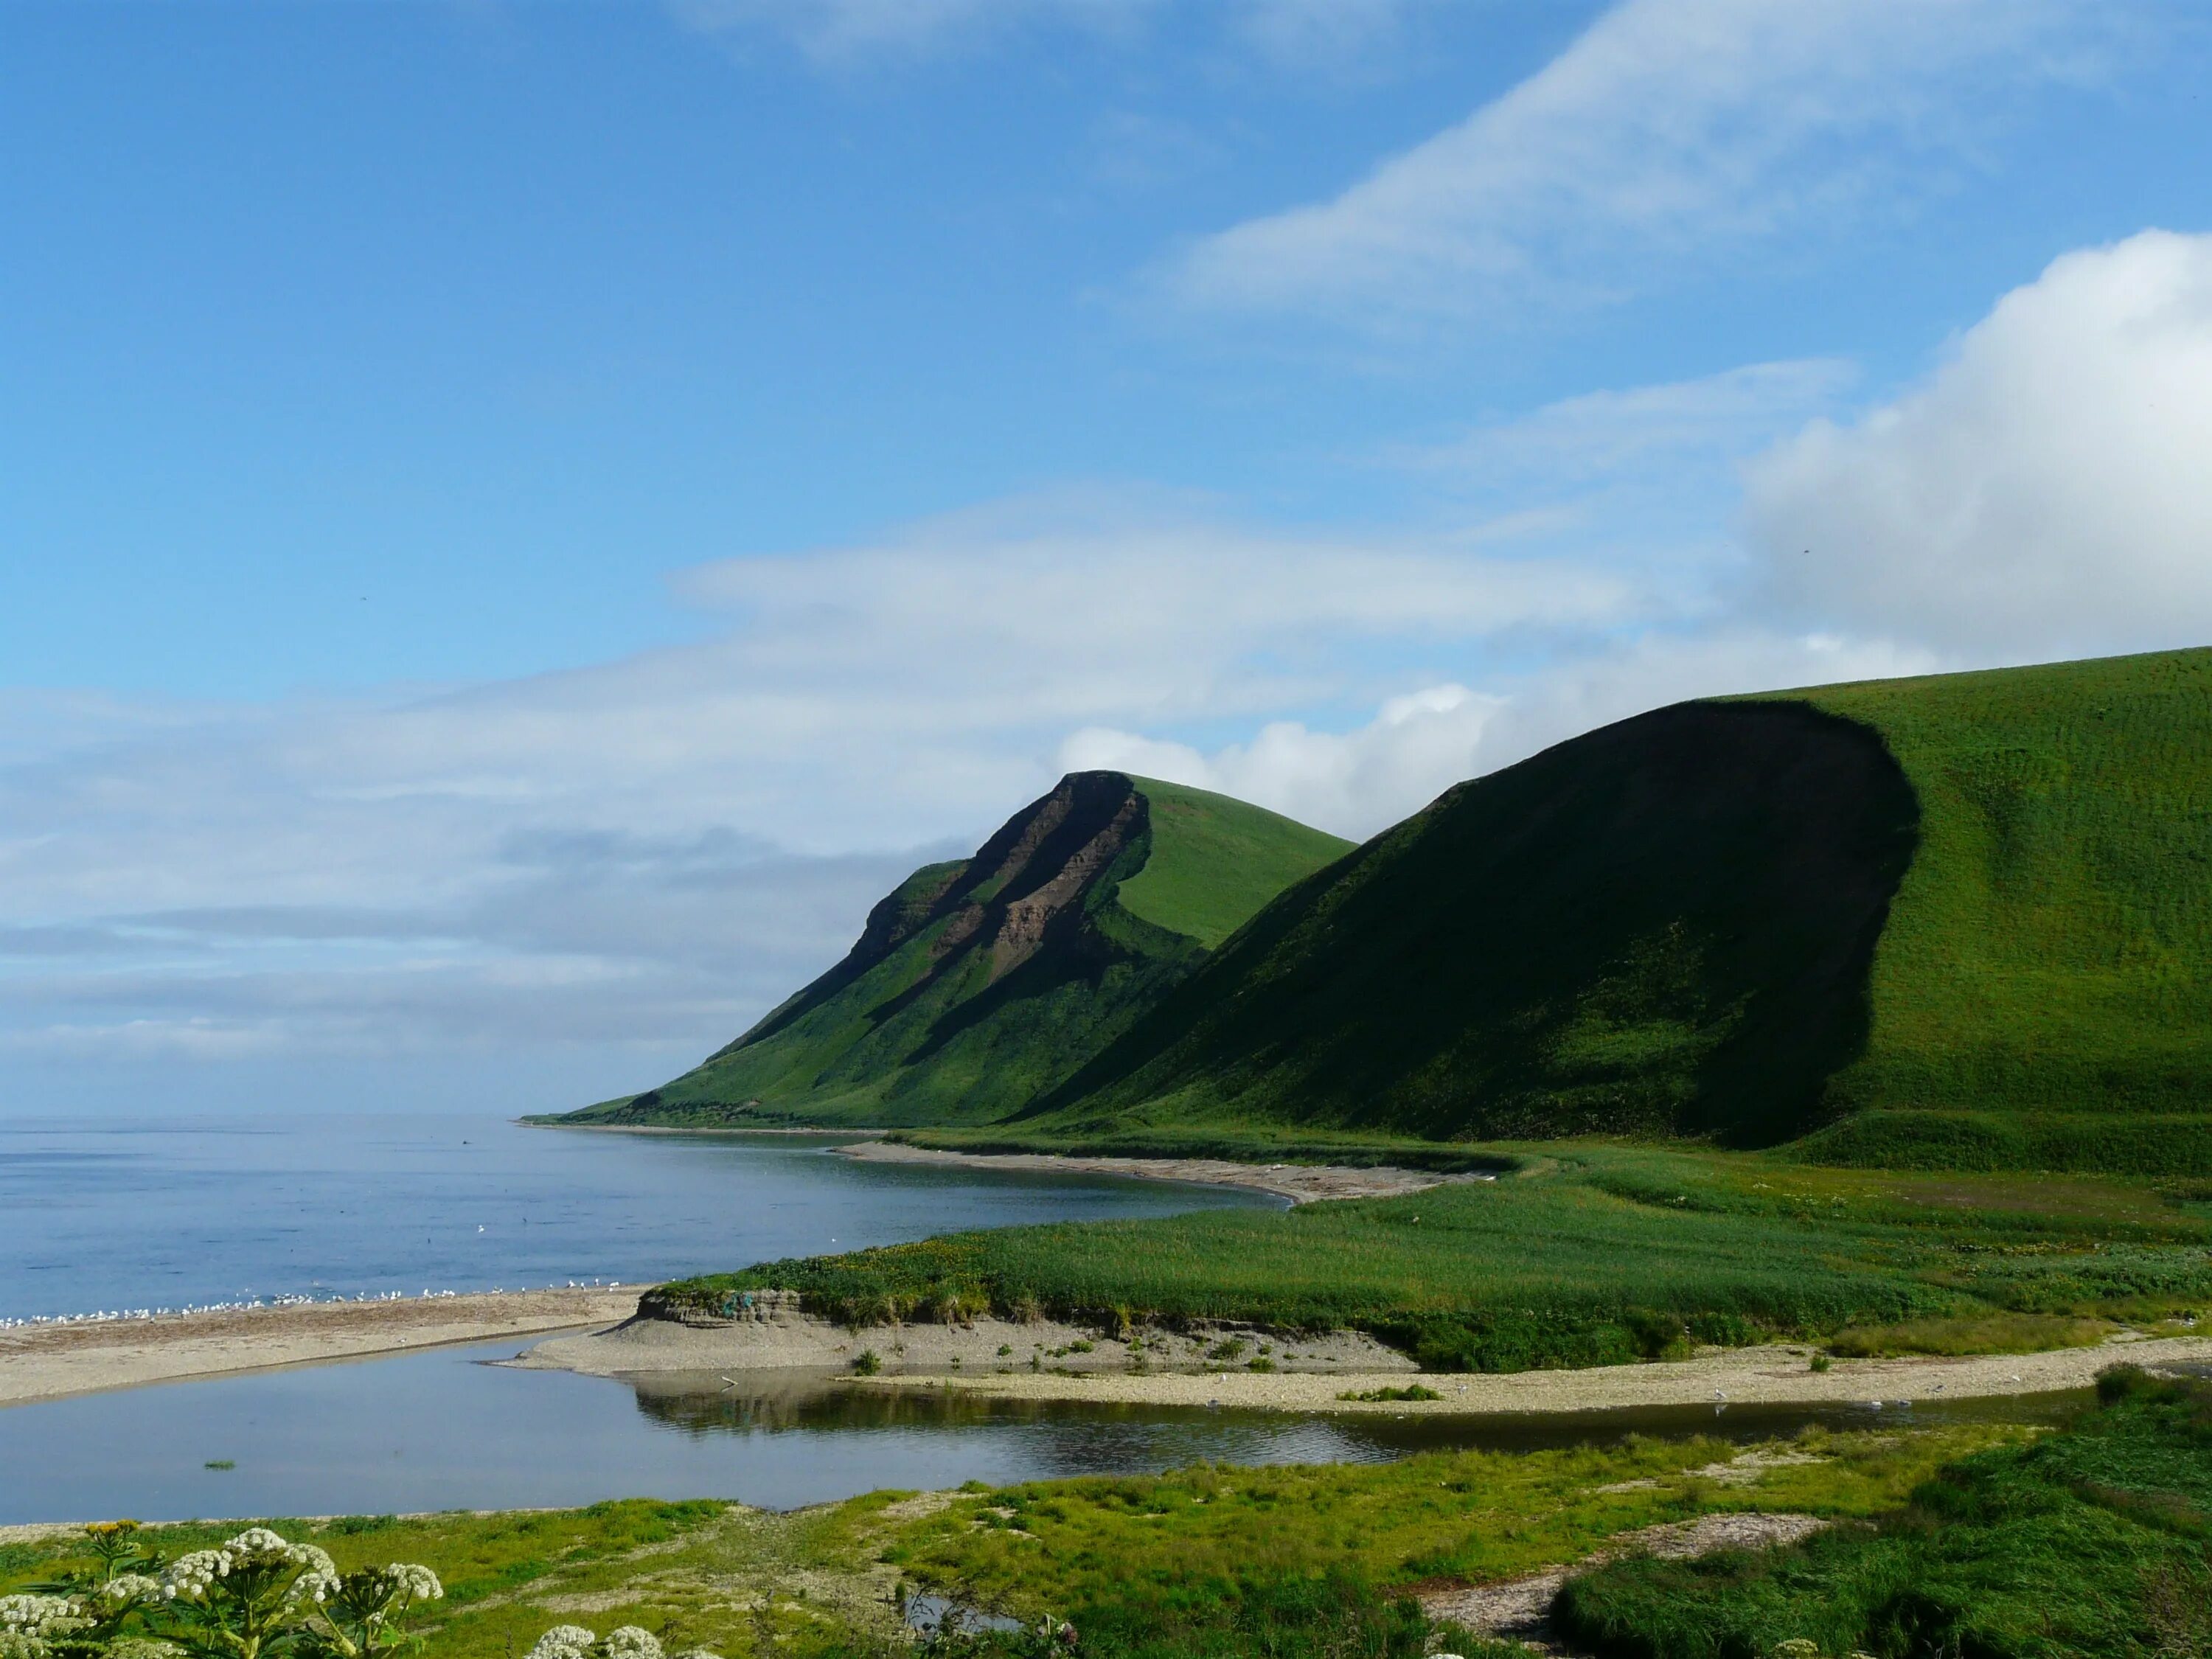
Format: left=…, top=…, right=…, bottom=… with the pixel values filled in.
left=163, top=1550, right=234, bottom=1600
left=383, top=1564, right=442, bottom=1606
left=529, top=1625, right=600, bottom=1659
left=93, top=1575, right=163, bottom=1610
left=0, top=1598, right=87, bottom=1640
left=603, top=1628, right=663, bottom=1659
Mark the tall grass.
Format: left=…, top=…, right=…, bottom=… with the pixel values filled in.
left=651, top=1146, right=2212, bottom=1370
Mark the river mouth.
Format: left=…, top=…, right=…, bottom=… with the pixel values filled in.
left=0, top=1335, right=2092, bottom=1526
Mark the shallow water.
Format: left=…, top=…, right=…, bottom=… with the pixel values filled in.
left=0, top=1113, right=1273, bottom=1322
left=0, top=1335, right=2091, bottom=1524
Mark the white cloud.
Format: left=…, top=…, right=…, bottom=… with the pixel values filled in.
left=1064, top=683, right=1503, bottom=837
left=1745, top=229, right=2212, bottom=658
left=0, top=495, right=1646, bottom=1075
left=1063, top=629, right=1938, bottom=840
left=1169, top=0, right=2110, bottom=320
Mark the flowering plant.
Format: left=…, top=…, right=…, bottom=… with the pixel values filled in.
left=525, top=1624, right=718, bottom=1659
left=293, top=1565, right=442, bottom=1659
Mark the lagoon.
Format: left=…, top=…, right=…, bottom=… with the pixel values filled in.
left=0, top=1332, right=2087, bottom=1525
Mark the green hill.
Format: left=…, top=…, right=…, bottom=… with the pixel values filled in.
left=546, top=772, right=1351, bottom=1129
left=1014, top=648, right=2212, bottom=1170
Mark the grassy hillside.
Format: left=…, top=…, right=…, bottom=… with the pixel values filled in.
left=1015, top=648, right=2212, bottom=1166
left=1789, top=650, right=2212, bottom=1166
left=545, top=772, right=1348, bottom=1129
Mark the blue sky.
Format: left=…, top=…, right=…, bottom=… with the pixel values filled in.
left=6, top=0, right=2212, bottom=1116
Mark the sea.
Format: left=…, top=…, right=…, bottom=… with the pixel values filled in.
left=0, top=1110, right=1273, bottom=1323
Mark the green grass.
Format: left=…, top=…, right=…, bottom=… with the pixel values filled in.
left=543, top=773, right=1346, bottom=1131
left=1552, top=1365, right=2212, bottom=1659
left=1006, top=647, right=2212, bottom=1169
left=880, top=1422, right=2016, bottom=1620
left=650, top=1144, right=2212, bottom=1371
left=1113, top=776, right=1352, bottom=950
left=1797, top=651, right=2212, bottom=1133
left=1823, top=1313, right=2116, bottom=1360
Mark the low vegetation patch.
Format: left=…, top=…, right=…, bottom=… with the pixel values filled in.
left=1552, top=1365, right=2212, bottom=1659
left=1337, top=1385, right=1442, bottom=1402
left=1824, top=1312, right=2115, bottom=1359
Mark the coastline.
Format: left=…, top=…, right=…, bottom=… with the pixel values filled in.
left=521, top=1119, right=1481, bottom=1206
left=518, top=1121, right=888, bottom=1138
left=830, top=1138, right=1489, bottom=1204
left=0, top=1287, right=640, bottom=1408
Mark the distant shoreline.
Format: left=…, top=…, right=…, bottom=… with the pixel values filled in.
left=523, top=1119, right=1481, bottom=1206
left=831, top=1138, right=1486, bottom=1205
left=0, top=1287, right=641, bottom=1409
left=518, top=1121, right=888, bottom=1138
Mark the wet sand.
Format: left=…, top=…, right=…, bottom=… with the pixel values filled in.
left=0, top=1287, right=641, bottom=1408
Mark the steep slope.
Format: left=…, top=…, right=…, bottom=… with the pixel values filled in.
left=1023, top=649, right=2212, bottom=1168
left=551, top=773, right=1350, bottom=1128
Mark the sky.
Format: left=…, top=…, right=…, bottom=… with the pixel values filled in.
left=5, top=0, right=2212, bottom=1116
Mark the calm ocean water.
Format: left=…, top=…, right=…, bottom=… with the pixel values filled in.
left=0, top=1112, right=1274, bottom=1322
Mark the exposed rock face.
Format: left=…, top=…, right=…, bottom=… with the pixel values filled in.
left=734, top=771, right=1152, bottom=1050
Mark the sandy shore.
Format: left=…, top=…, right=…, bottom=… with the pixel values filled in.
left=834, top=1138, right=1491, bottom=1203
left=855, top=1331, right=2212, bottom=1416
left=0, top=1288, right=641, bottom=1408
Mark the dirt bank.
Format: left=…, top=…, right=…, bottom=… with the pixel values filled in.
left=0, top=1287, right=641, bottom=1408
left=515, top=1306, right=1415, bottom=1379
left=855, top=1331, right=2212, bottom=1416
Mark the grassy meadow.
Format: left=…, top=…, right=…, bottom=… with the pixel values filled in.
left=1554, top=1366, right=2212, bottom=1658
left=651, top=1144, right=2212, bottom=1371
left=0, top=1416, right=2023, bottom=1659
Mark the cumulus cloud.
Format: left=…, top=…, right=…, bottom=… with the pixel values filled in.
left=1062, top=630, right=1938, bottom=840
left=1746, top=229, right=2212, bottom=659
left=1169, top=0, right=2112, bottom=320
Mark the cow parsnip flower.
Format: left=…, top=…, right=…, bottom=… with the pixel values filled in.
left=379, top=1565, right=441, bottom=1607
left=0, top=1596, right=88, bottom=1639
left=602, top=1628, right=662, bottom=1659
left=528, top=1624, right=599, bottom=1659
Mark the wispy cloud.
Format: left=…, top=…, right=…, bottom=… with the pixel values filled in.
left=1166, top=0, right=2116, bottom=322
left=0, top=493, right=1644, bottom=1074
left=667, top=0, right=1431, bottom=67
left=1399, top=358, right=1855, bottom=493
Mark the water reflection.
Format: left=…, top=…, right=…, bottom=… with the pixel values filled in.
left=613, top=1365, right=2094, bottom=1486
left=0, top=1336, right=2096, bottom=1526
